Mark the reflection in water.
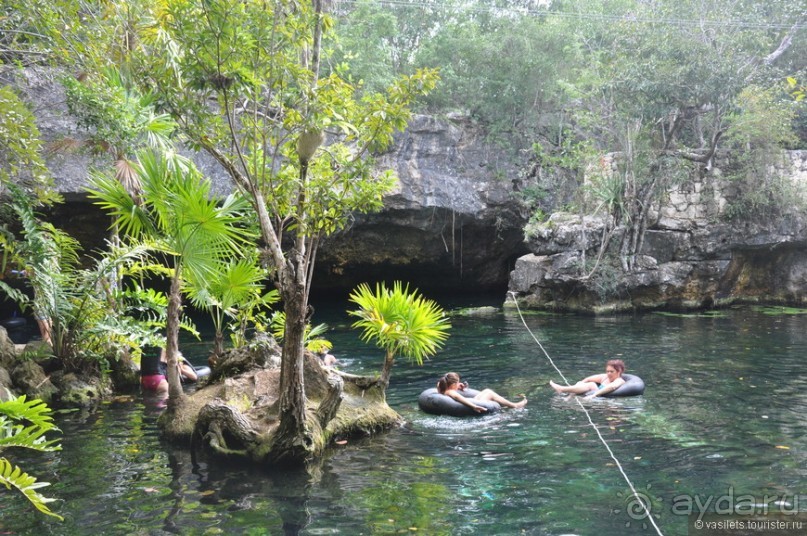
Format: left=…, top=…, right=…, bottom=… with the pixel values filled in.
left=3, top=306, right=807, bottom=535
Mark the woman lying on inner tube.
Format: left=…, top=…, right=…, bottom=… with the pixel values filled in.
left=421, top=372, right=528, bottom=416
left=549, top=359, right=644, bottom=398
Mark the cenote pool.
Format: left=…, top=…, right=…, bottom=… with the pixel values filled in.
left=3, top=301, right=807, bottom=535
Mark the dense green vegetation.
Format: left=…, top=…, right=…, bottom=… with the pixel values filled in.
left=332, top=0, right=806, bottom=269
left=0, top=0, right=805, bottom=470
left=1, top=0, right=439, bottom=465
left=0, top=396, right=62, bottom=519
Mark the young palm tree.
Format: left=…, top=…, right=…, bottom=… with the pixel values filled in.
left=184, top=256, right=276, bottom=358
left=88, top=149, right=253, bottom=405
left=348, top=282, right=451, bottom=389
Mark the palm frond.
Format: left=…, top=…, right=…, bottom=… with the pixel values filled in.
left=0, top=458, right=63, bottom=520
left=86, top=171, right=153, bottom=238
left=0, top=418, right=61, bottom=451
left=0, top=280, right=28, bottom=307
left=0, top=396, right=58, bottom=434
left=348, top=281, right=451, bottom=365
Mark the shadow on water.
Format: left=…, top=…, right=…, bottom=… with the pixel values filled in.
left=4, top=304, right=807, bottom=535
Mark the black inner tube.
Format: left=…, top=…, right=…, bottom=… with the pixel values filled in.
left=417, top=387, right=501, bottom=417
left=587, top=373, right=645, bottom=397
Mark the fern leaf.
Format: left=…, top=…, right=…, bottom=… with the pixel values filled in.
left=0, top=396, right=59, bottom=433
left=0, top=458, right=63, bottom=520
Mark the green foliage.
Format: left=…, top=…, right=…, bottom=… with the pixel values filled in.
left=787, top=77, right=806, bottom=103
left=2, top=182, right=165, bottom=370
left=269, top=312, right=332, bottom=354
left=348, top=281, right=450, bottom=368
left=334, top=0, right=570, bottom=143
left=0, top=86, right=57, bottom=205
left=722, top=85, right=801, bottom=220
left=185, top=256, right=278, bottom=353
left=121, top=0, right=439, bottom=277
left=88, top=149, right=255, bottom=395
left=61, top=67, right=177, bottom=199
left=583, top=164, right=626, bottom=221
left=64, top=68, right=175, bottom=157
left=726, top=85, right=798, bottom=151
left=88, top=150, right=254, bottom=285
left=0, top=396, right=63, bottom=520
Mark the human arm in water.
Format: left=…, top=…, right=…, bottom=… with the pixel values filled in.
left=584, top=376, right=625, bottom=398
left=178, top=356, right=198, bottom=382
left=445, top=389, right=488, bottom=413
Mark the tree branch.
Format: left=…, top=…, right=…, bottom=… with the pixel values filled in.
left=763, top=22, right=801, bottom=66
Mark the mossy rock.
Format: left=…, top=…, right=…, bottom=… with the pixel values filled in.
left=10, top=360, right=57, bottom=403
left=50, top=371, right=112, bottom=408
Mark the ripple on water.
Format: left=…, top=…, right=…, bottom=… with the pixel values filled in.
left=5, top=306, right=807, bottom=536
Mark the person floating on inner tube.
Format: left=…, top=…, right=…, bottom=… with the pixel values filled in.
left=549, top=359, right=626, bottom=399
left=437, top=372, right=528, bottom=413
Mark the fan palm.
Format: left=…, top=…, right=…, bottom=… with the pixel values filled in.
left=88, top=149, right=254, bottom=404
left=348, top=281, right=451, bottom=388
left=184, top=256, right=276, bottom=357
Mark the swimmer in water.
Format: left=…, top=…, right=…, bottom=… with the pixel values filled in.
left=438, top=372, right=527, bottom=413
left=549, top=359, right=626, bottom=399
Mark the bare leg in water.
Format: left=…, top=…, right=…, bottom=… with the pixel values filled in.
left=549, top=380, right=598, bottom=395
left=474, top=388, right=528, bottom=408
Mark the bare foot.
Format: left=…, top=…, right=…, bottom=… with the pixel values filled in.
left=513, top=397, right=528, bottom=408
left=549, top=380, right=565, bottom=394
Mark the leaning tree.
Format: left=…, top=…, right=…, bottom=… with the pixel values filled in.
left=117, top=0, right=438, bottom=463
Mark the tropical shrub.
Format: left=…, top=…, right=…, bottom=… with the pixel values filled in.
left=348, top=281, right=450, bottom=388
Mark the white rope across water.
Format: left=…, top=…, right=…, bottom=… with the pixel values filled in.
left=508, top=292, right=665, bottom=536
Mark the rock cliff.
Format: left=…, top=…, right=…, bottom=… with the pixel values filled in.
left=12, top=67, right=806, bottom=310
left=3, top=68, right=528, bottom=295
left=314, top=114, right=528, bottom=292
left=508, top=152, right=807, bottom=313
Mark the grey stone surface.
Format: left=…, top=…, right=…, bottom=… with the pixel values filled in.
left=3, top=67, right=528, bottom=292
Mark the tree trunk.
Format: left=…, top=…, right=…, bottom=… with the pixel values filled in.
left=213, top=328, right=224, bottom=358
left=165, top=266, right=185, bottom=406
left=195, top=400, right=259, bottom=458
left=379, top=350, right=394, bottom=391
left=271, top=280, right=312, bottom=463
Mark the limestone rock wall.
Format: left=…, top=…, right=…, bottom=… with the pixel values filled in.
left=315, top=114, right=528, bottom=292
left=2, top=68, right=528, bottom=295
left=509, top=152, right=807, bottom=313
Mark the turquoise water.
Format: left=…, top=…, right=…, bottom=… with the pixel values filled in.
left=3, top=303, right=807, bottom=535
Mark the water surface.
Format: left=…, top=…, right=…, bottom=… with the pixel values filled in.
left=3, top=303, right=807, bottom=535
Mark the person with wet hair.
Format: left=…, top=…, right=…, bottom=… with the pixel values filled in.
left=437, top=372, right=527, bottom=413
